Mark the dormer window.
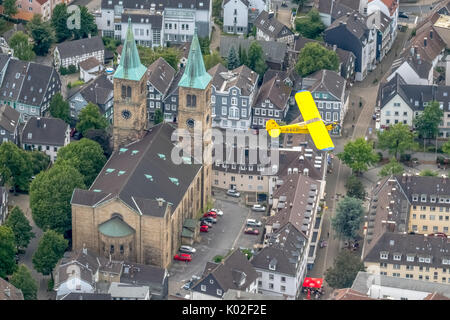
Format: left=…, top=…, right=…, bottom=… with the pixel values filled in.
left=419, top=257, right=425, bottom=263
left=425, top=257, right=431, bottom=263
left=421, top=194, right=427, bottom=202
left=27, top=133, right=32, bottom=139
left=443, top=259, right=450, bottom=265
left=380, top=252, right=388, bottom=259
left=431, top=196, right=436, bottom=203
left=216, top=289, right=222, bottom=295
left=393, top=254, right=401, bottom=261
left=407, top=255, right=414, bottom=262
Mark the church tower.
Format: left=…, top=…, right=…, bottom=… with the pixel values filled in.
left=178, top=29, right=213, bottom=209
left=112, top=18, right=148, bottom=151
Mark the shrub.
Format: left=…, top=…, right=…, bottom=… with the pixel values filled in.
left=213, top=255, right=223, bottom=263
left=400, top=154, right=411, bottom=163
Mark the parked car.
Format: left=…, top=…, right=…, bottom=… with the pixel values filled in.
left=399, top=11, right=409, bottom=19
left=179, top=245, right=196, bottom=254
left=252, top=204, right=266, bottom=212
left=201, top=216, right=217, bottom=224
left=200, top=220, right=212, bottom=228
left=244, top=228, right=259, bottom=235
left=226, top=189, right=240, bottom=197
left=183, top=280, right=194, bottom=290
left=203, top=211, right=217, bottom=218
left=174, top=253, right=192, bottom=262
left=210, top=208, right=223, bottom=216
left=246, top=219, right=262, bottom=227
left=200, top=225, right=209, bottom=232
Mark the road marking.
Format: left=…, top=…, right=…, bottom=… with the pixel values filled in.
left=231, top=207, right=252, bottom=250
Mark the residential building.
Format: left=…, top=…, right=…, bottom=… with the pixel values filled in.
left=15, top=0, right=67, bottom=22
left=0, top=104, right=20, bottom=144
left=79, top=57, right=103, bottom=83
left=120, top=263, right=169, bottom=299
left=108, top=282, right=150, bottom=300
left=324, top=11, right=377, bottom=81
left=208, top=63, right=258, bottom=130
left=54, top=36, right=105, bottom=70
left=252, top=74, right=291, bottom=129
left=262, top=69, right=302, bottom=96
left=377, top=73, right=450, bottom=136
left=223, top=0, right=249, bottom=34
left=350, top=271, right=450, bottom=300
left=0, top=186, right=8, bottom=225
left=161, top=67, right=184, bottom=123
left=117, top=13, right=163, bottom=48
left=21, top=117, right=70, bottom=162
left=409, top=20, right=446, bottom=68
left=367, top=0, right=399, bottom=54
left=367, top=9, right=392, bottom=62
left=388, top=50, right=434, bottom=85
left=146, top=57, right=176, bottom=121
left=0, top=56, right=61, bottom=122
left=68, top=74, right=114, bottom=121
left=254, top=11, right=294, bottom=45
left=433, top=13, right=450, bottom=49
left=190, top=249, right=258, bottom=300
left=0, top=277, right=23, bottom=300
left=302, top=69, right=349, bottom=135
left=220, top=36, right=288, bottom=70
left=59, top=292, right=113, bottom=300
left=316, top=0, right=368, bottom=27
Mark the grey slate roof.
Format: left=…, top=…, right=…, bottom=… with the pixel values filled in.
left=208, top=64, right=258, bottom=96
left=79, top=57, right=101, bottom=71
left=163, top=66, right=184, bottom=100
left=253, top=74, right=291, bottom=110
left=254, top=10, right=294, bottom=40
left=59, top=293, right=112, bottom=300
left=395, top=174, right=450, bottom=207
left=120, top=263, right=166, bottom=286
left=328, top=11, right=370, bottom=41
left=223, top=0, right=249, bottom=7
left=121, top=13, right=163, bottom=29
left=0, top=53, right=10, bottom=72
left=56, top=37, right=104, bottom=60
left=307, top=69, right=346, bottom=101
left=72, top=123, right=202, bottom=217
left=0, top=104, right=19, bottom=132
left=147, top=57, right=176, bottom=96
left=22, top=117, right=69, bottom=146
left=0, top=277, right=23, bottom=300
left=76, top=74, right=113, bottom=109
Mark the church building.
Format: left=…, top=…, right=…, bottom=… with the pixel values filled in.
left=71, top=19, right=212, bottom=268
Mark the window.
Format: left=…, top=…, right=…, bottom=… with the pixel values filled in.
left=393, top=254, right=401, bottom=261
left=242, top=109, right=247, bottom=118
left=201, top=285, right=206, bottom=292
left=110, top=245, right=114, bottom=254
left=280, top=285, right=286, bottom=292
left=380, top=252, right=388, bottom=259
left=217, top=289, right=222, bottom=295
left=222, top=106, right=227, bottom=115
left=407, top=255, right=414, bottom=262
left=281, top=276, right=286, bottom=282
left=269, top=274, right=274, bottom=280
left=211, top=95, right=215, bottom=104
left=187, top=94, right=196, bottom=107
left=242, top=100, right=247, bottom=107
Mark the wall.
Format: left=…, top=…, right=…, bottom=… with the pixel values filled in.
left=380, top=94, right=413, bottom=127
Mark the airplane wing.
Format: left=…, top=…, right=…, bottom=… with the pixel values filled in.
left=295, top=90, right=335, bottom=151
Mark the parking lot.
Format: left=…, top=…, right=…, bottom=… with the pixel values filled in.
left=168, top=190, right=267, bottom=297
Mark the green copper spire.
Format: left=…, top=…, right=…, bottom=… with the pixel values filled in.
left=114, top=18, right=147, bottom=81
left=179, top=28, right=212, bottom=90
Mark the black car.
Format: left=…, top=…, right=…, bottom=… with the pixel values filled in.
left=399, top=12, right=409, bottom=19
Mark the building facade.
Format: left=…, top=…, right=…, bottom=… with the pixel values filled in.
left=54, top=37, right=105, bottom=70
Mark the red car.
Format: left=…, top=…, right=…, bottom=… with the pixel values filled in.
left=200, top=225, right=209, bottom=232
left=203, top=211, right=217, bottom=218
left=174, top=253, right=192, bottom=262
left=244, top=228, right=259, bottom=235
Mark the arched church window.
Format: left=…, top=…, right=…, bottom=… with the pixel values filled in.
left=187, top=94, right=197, bottom=107
left=110, top=245, right=114, bottom=254
left=121, top=85, right=126, bottom=99
left=127, top=86, right=132, bottom=98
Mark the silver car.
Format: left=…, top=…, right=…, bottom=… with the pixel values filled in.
left=252, top=204, right=266, bottom=212
left=227, top=189, right=240, bottom=197
left=246, top=219, right=262, bottom=227
left=179, top=245, right=196, bottom=254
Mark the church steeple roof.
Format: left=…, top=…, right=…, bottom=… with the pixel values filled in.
left=179, top=29, right=212, bottom=90
left=114, top=18, right=147, bottom=81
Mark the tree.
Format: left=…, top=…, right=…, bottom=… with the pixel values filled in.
left=443, top=140, right=450, bottom=154
left=10, top=264, right=38, bottom=300
left=32, top=230, right=68, bottom=282
left=8, top=32, right=35, bottom=61
left=84, top=128, right=112, bottom=157
left=198, top=37, right=210, bottom=55
left=138, top=46, right=181, bottom=70
left=295, top=8, right=325, bottom=39
left=419, top=169, right=438, bottom=177
left=30, top=162, right=85, bottom=234
left=377, top=123, right=416, bottom=160
left=0, top=225, right=17, bottom=278
left=3, top=0, right=18, bottom=17
left=212, top=0, right=221, bottom=19
left=332, top=197, right=364, bottom=240
left=295, top=42, right=339, bottom=77
left=76, top=103, right=109, bottom=136
left=154, top=109, right=163, bottom=125
left=325, top=250, right=365, bottom=289
left=72, top=6, right=97, bottom=40
left=27, top=14, right=54, bottom=56
left=227, top=46, right=239, bottom=70
left=345, top=175, right=366, bottom=200
left=0, top=142, right=33, bottom=193
left=338, top=138, right=379, bottom=174
left=51, top=3, right=71, bottom=43
left=246, top=41, right=267, bottom=76
left=203, top=51, right=225, bottom=70
left=414, top=101, right=443, bottom=144
left=5, top=207, right=34, bottom=250
left=28, top=151, right=50, bottom=175
left=379, top=158, right=404, bottom=177
left=49, top=93, right=70, bottom=123
left=239, top=47, right=247, bottom=66
left=56, top=138, right=107, bottom=187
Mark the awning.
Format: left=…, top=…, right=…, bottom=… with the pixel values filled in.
left=302, top=277, right=323, bottom=289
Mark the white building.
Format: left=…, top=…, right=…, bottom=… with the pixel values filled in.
left=388, top=51, right=433, bottom=85
left=223, top=0, right=249, bottom=34
left=53, top=37, right=105, bottom=70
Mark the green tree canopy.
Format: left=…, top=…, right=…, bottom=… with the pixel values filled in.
left=27, top=14, right=54, bottom=56
left=72, top=6, right=98, bottom=40
left=28, top=150, right=50, bottom=175
left=377, top=123, right=416, bottom=159
left=203, top=51, right=225, bottom=71
left=295, top=8, right=325, bottom=39
left=30, top=162, right=85, bottom=234
left=379, top=158, right=404, bottom=177
left=212, top=0, right=221, bottom=18
left=325, top=250, right=365, bottom=289
left=9, top=31, right=35, bottom=61
left=414, top=101, right=444, bottom=141
left=56, top=138, right=106, bottom=187
left=295, top=42, right=339, bottom=77
left=338, top=138, right=379, bottom=174
left=10, top=264, right=38, bottom=300
left=419, top=169, right=438, bottom=177
left=138, top=46, right=181, bottom=70
left=246, top=41, right=267, bottom=76
left=0, top=225, right=17, bottom=278
left=198, top=37, right=210, bottom=55
left=443, top=140, right=450, bottom=154
left=49, top=93, right=70, bottom=123
left=154, top=109, right=163, bottom=125
left=239, top=46, right=247, bottom=66
left=5, top=206, right=34, bottom=250
left=332, top=197, right=364, bottom=240
left=84, top=128, right=112, bottom=157
left=227, top=46, right=239, bottom=70
left=32, top=230, right=68, bottom=281
left=51, top=3, right=71, bottom=43
left=76, top=103, right=109, bottom=136
left=3, top=0, right=18, bottom=17
left=345, top=175, right=366, bottom=200
left=0, top=142, right=33, bottom=193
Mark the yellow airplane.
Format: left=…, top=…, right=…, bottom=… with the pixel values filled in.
left=266, top=90, right=336, bottom=151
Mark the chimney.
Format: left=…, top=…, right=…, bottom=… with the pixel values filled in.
left=4, top=287, right=10, bottom=297
left=36, top=117, right=40, bottom=128
left=82, top=243, right=87, bottom=255
left=157, top=198, right=164, bottom=207
left=430, top=30, right=433, bottom=39
left=424, top=37, right=427, bottom=47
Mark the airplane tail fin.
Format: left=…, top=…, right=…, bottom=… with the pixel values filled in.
left=266, top=119, right=281, bottom=138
